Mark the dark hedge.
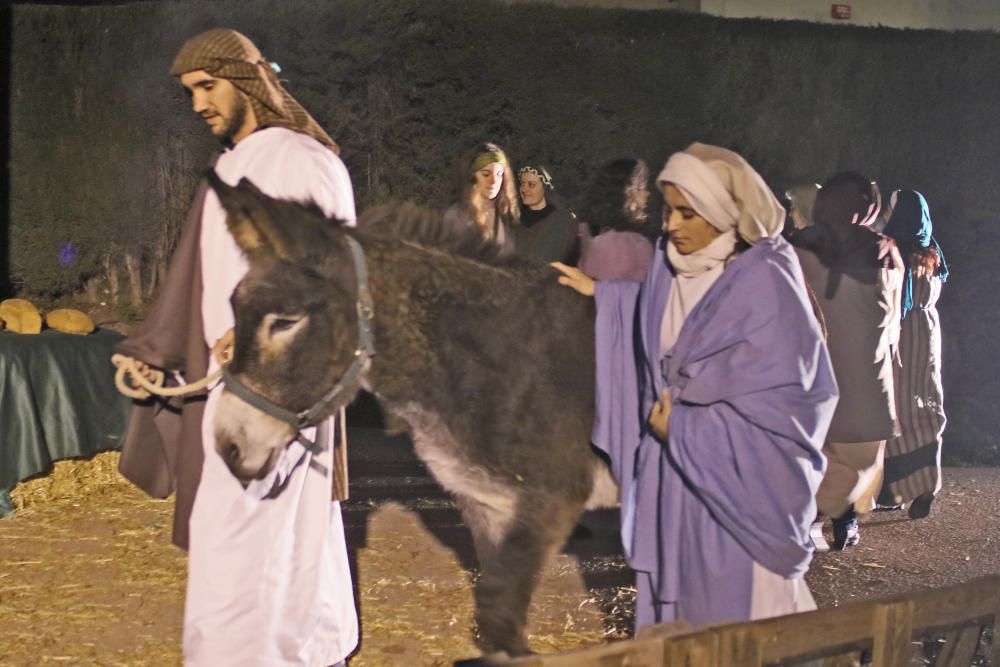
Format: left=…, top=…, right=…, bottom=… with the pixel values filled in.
left=9, top=0, right=1000, bottom=464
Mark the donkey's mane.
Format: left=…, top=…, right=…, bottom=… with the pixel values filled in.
left=357, top=202, right=523, bottom=267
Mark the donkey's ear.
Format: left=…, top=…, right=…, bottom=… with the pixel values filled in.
left=205, top=169, right=291, bottom=260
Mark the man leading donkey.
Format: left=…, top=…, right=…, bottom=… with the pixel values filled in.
left=115, top=28, right=358, bottom=666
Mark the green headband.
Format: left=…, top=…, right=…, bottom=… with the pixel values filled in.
left=472, top=151, right=507, bottom=172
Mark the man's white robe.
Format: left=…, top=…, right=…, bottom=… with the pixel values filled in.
left=184, top=127, right=358, bottom=667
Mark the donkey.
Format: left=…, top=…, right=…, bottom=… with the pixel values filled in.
left=207, top=173, right=617, bottom=657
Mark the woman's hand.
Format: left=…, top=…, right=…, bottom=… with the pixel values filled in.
left=648, top=388, right=672, bottom=441
left=212, top=328, right=235, bottom=365
left=876, top=234, right=897, bottom=261
left=551, top=262, right=595, bottom=297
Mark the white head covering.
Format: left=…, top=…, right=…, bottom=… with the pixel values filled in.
left=656, top=143, right=784, bottom=356
left=657, top=143, right=784, bottom=244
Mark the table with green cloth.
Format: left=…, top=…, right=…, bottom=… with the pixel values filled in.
left=0, top=328, right=131, bottom=517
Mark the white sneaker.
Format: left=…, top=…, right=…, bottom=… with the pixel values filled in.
left=810, top=521, right=830, bottom=553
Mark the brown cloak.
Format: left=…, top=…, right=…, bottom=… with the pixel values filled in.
left=116, top=181, right=211, bottom=551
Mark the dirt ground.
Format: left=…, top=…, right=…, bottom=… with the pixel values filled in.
left=1, top=451, right=998, bottom=666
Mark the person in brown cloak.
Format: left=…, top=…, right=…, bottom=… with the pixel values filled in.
left=117, top=26, right=341, bottom=550
left=116, top=28, right=358, bottom=666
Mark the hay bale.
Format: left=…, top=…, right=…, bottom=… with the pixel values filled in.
left=46, top=308, right=96, bottom=335
left=10, top=451, right=129, bottom=511
left=0, top=298, right=43, bottom=334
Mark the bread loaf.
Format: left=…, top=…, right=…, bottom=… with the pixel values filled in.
left=0, top=299, right=43, bottom=334
left=46, top=308, right=95, bottom=335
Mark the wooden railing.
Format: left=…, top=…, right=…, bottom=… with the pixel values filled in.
left=492, top=575, right=1000, bottom=666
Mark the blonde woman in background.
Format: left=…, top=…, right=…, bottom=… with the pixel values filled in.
left=444, top=142, right=520, bottom=248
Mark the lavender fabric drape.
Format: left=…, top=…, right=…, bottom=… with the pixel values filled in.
left=593, top=235, right=837, bottom=626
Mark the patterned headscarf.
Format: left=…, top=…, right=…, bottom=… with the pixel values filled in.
left=657, top=143, right=784, bottom=244
left=518, top=165, right=554, bottom=191
left=170, top=29, right=338, bottom=153
left=884, top=189, right=949, bottom=318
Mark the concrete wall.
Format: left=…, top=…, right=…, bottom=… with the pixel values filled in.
left=506, top=0, right=1000, bottom=31
left=502, top=0, right=700, bottom=12
left=701, top=0, right=1000, bottom=31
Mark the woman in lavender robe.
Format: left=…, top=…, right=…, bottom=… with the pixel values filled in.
left=554, top=143, right=837, bottom=629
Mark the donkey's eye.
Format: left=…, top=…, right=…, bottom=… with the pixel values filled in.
left=263, top=314, right=306, bottom=339
left=269, top=318, right=300, bottom=335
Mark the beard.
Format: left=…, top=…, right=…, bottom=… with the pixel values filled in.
left=216, top=94, right=249, bottom=145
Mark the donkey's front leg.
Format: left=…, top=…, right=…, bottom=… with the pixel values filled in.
left=472, top=497, right=584, bottom=656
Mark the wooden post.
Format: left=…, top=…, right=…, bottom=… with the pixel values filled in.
left=636, top=620, right=694, bottom=641
left=663, top=633, right=718, bottom=667
left=717, top=626, right=763, bottom=666
left=871, top=601, right=913, bottom=667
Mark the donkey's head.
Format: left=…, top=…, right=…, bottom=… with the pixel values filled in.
left=207, top=171, right=367, bottom=483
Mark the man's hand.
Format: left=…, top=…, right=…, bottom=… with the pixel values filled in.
left=212, top=328, right=235, bottom=365
left=551, top=262, right=595, bottom=297
left=133, top=360, right=158, bottom=381
left=648, top=388, right=672, bottom=441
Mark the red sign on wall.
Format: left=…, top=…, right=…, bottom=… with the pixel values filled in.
left=831, top=4, right=852, bottom=20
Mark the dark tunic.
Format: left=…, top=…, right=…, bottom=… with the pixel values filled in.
left=512, top=203, right=579, bottom=264
left=792, top=231, right=902, bottom=443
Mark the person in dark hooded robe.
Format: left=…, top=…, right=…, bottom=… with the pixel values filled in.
left=790, top=172, right=904, bottom=550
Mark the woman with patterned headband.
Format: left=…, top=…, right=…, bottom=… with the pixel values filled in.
left=513, top=164, right=579, bottom=263
left=444, top=142, right=520, bottom=247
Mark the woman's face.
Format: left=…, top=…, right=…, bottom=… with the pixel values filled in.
left=519, top=172, right=546, bottom=209
left=473, top=162, right=505, bottom=202
left=662, top=184, right=722, bottom=254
